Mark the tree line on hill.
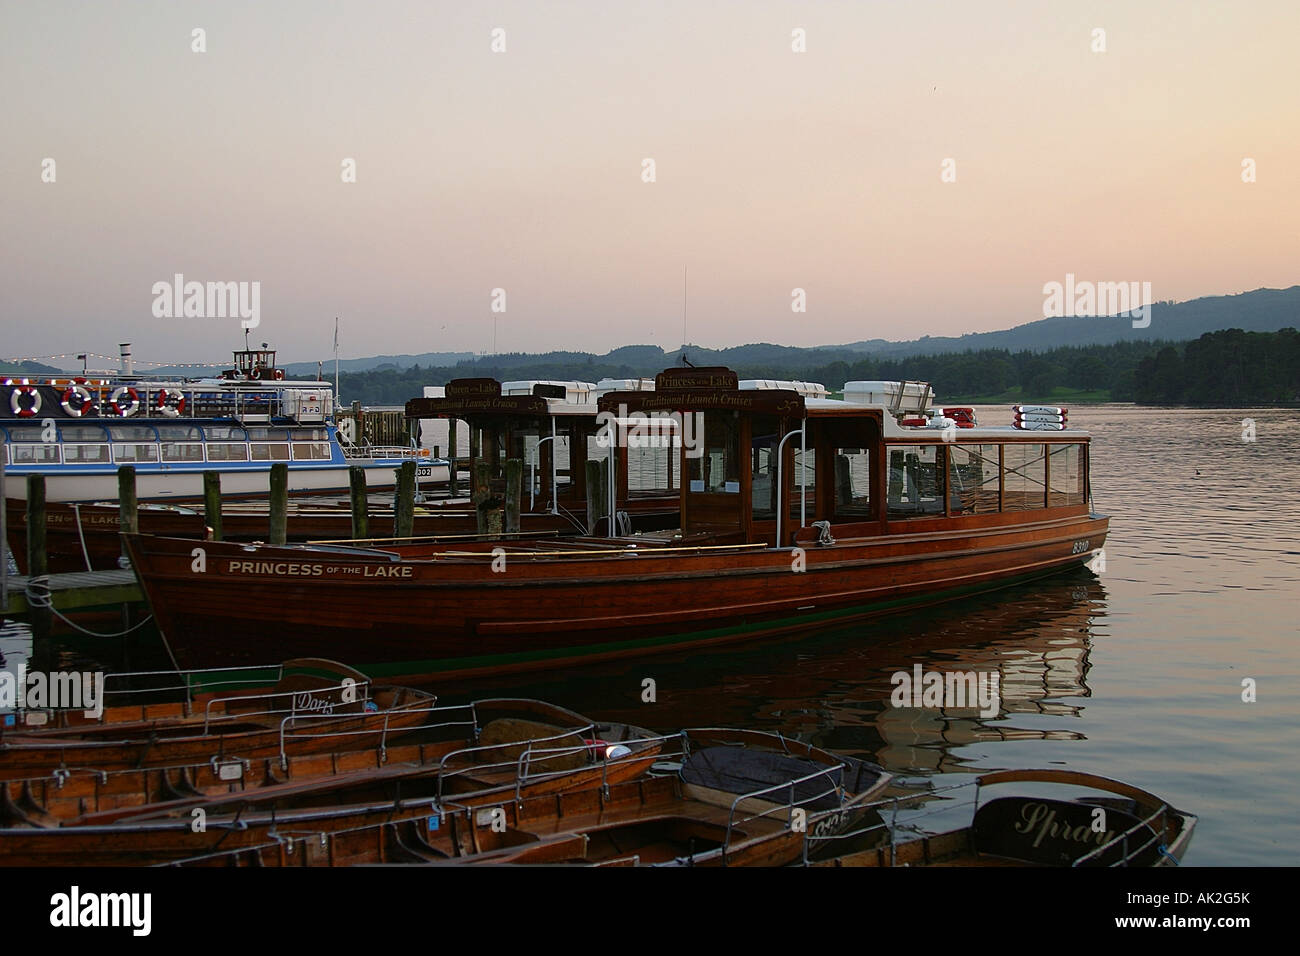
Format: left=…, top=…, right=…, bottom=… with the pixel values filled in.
left=336, top=329, right=1300, bottom=406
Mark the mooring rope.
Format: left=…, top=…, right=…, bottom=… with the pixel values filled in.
left=22, top=577, right=155, bottom=639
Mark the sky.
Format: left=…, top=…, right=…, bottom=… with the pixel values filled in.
left=2, top=0, right=1298, bottom=370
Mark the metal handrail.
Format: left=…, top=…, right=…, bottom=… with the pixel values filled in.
left=202, top=677, right=371, bottom=734
left=720, top=762, right=848, bottom=864
left=1072, top=802, right=1171, bottom=867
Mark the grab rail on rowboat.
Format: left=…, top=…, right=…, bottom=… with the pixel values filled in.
left=273, top=698, right=467, bottom=770
left=511, top=732, right=680, bottom=805
left=719, top=764, right=850, bottom=866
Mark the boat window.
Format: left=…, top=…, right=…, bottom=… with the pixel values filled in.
left=833, top=447, right=873, bottom=518
left=948, top=444, right=1001, bottom=514
left=162, top=442, right=205, bottom=463
left=626, top=414, right=681, bottom=497
left=4, top=426, right=46, bottom=441
left=64, top=444, right=111, bottom=464
left=886, top=445, right=945, bottom=518
left=289, top=428, right=328, bottom=441
left=1048, top=443, right=1086, bottom=507
left=59, top=424, right=109, bottom=442
left=250, top=442, right=290, bottom=461
left=113, top=443, right=159, bottom=463
left=1003, top=443, right=1046, bottom=511
left=750, top=416, right=780, bottom=520
left=688, top=411, right=740, bottom=493
left=11, top=444, right=61, bottom=464
left=207, top=443, right=249, bottom=462
left=156, top=424, right=203, bottom=441
left=108, top=425, right=158, bottom=442
left=292, top=441, right=332, bottom=461
left=246, top=427, right=288, bottom=440
left=205, top=426, right=247, bottom=441
left=789, top=441, right=816, bottom=518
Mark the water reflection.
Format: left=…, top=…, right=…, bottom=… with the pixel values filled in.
left=440, top=569, right=1107, bottom=779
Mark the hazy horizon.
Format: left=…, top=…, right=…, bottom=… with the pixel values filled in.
left=4, top=1, right=1298, bottom=368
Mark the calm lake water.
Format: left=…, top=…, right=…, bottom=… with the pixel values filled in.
left=3, top=405, right=1296, bottom=865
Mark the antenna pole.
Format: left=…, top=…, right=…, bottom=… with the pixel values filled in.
left=682, top=265, right=687, bottom=351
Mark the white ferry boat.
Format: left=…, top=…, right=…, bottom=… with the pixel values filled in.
left=1, top=345, right=450, bottom=502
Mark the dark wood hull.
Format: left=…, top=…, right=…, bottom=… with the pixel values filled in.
left=124, top=508, right=1108, bottom=680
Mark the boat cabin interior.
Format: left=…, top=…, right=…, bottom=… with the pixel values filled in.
left=593, top=367, right=1093, bottom=548
left=405, top=377, right=675, bottom=529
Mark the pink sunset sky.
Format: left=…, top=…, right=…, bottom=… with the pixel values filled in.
left=2, top=0, right=1297, bottom=368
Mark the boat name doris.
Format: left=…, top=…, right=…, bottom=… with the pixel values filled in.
left=222, top=560, right=413, bottom=578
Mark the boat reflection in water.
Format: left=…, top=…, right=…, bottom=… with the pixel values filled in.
left=473, top=569, right=1106, bottom=779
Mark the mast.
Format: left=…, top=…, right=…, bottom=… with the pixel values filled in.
left=334, top=316, right=340, bottom=412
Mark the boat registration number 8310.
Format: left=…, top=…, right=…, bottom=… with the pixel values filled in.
left=1071, top=539, right=1091, bottom=554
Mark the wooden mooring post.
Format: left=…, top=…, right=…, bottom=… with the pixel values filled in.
left=118, top=465, right=138, bottom=563
left=349, top=466, right=369, bottom=540
left=25, top=476, right=51, bottom=640
left=203, top=471, right=223, bottom=541
left=269, top=463, right=288, bottom=545
left=394, top=461, right=416, bottom=539
left=472, top=460, right=494, bottom=535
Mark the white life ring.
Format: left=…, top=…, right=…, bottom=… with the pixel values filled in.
left=9, top=383, right=41, bottom=418
left=110, top=385, right=141, bottom=417
left=61, top=384, right=94, bottom=417
left=155, top=388, right=186, bottom=418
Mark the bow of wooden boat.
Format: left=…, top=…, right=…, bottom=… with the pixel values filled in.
left=808, top=768, right=1196, bottom=868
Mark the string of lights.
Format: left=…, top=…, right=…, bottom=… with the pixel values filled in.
left=1, top=352, right=225, bottom=369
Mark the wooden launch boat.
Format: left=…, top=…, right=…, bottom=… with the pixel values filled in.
left=0, top=697, right=655, bottom=827
left=167, top=728, right=892, bottom=867
left=810, top=769, right=1196, bottom=867
left=124, top=367, right=1110, bottom=679
left=0, top=659, right=437, bottom=778
left=0, top=705, right=662, bottom=865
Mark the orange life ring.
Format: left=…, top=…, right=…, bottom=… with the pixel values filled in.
left=273, top=369, right=285, bottom=381
left=109, top=385, right=141, bottom=417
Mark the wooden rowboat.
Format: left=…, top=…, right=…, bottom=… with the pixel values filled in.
left=0, top=659, right=437, bottom=778
left=0, top=702, right=663, bottom=865
left=168, top=728, right=892, bottom=867
left=810, top=769, right=1196, bottom=867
